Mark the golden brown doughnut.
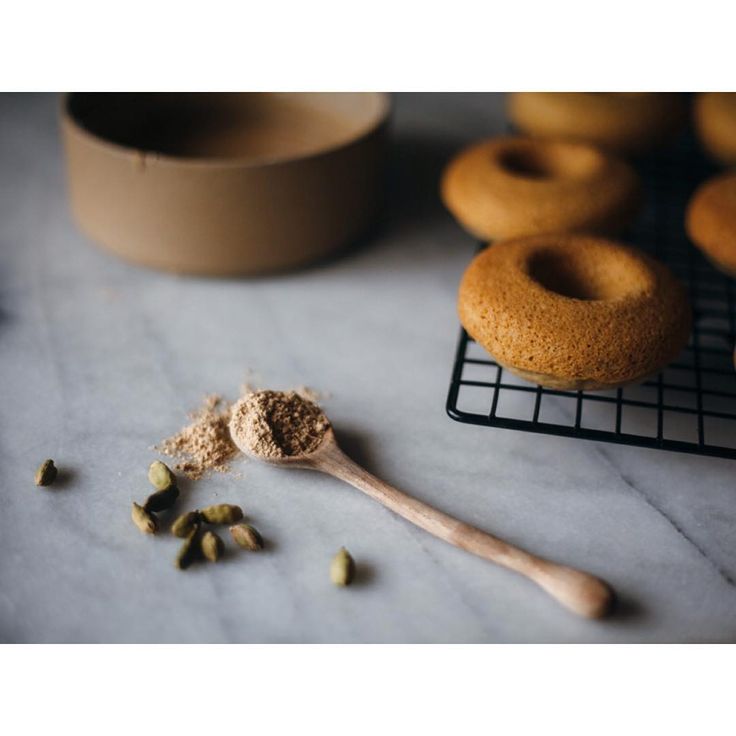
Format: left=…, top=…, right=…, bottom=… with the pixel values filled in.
left=440, top=136, right=641, bottom=241
left=457, top=234, right=691, bottom=390
left=693, top=93, right=736, bottom=167
left=507, top=93, right=687, bottom=156
left=685, top=172, right=736, bottom=276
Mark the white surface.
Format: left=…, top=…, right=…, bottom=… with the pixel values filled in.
left=1, top=93, right=734, bottom=642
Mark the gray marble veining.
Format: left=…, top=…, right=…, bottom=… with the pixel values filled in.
left=0, top=93, right=734, bottom=643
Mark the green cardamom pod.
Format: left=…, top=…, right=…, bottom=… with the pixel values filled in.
left=200, top=504, right=243, bottom=525
left=200, top=530, right=224, bottom=562
left=143, top=484, right=180, bottom=513
left=171, top=510, right=201, bottom=538
left=148, top=460, right=176, bottom=491
left=131, top=502, right=158, bottom=534
left=330, top=547, right=355, bottom=587
left=229, top=523, right=264, bottom=551
left=175, top=528, right=200, bottom=570
left=35, top=459, right=58, bottom=487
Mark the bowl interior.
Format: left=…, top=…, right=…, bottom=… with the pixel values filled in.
left=66, top=92, right=388, bottom=164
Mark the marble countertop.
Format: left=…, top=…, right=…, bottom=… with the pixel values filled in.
left=1, top=93, right=734, bottom=643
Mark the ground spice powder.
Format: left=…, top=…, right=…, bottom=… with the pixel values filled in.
left=229, top=390, right=330, bottom=459
left=157, top=395, right=238, bottom=480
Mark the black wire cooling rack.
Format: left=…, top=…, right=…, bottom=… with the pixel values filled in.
left=446, top=140, right=736, bottom=460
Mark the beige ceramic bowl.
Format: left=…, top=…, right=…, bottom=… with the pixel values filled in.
left=61, top=93, right=390, bottom=275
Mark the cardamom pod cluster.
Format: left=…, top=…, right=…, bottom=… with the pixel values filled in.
left=35, top=459, right=58, bottom=487
left=230, top=523, right=264, bottom=551
left=130, top=458, right=278, bottom=574
left=169, top=504, right=266, bottom=569
left=200, top=504, right=243, bottom=525
left=330, top=547, right=356, bottom=587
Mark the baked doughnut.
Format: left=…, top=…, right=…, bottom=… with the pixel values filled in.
left=441, top=136, right=641, bottom=241
left=458, top=234, right=691, bottom=390
left=693, top=93, right=736, bottom=167
left=507, top=93, right=687, bottom=156
left=685, top=172, right=736, bottom=276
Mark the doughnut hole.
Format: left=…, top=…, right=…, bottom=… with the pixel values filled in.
left=527, top=245, right=651, bottom=301
left=496, top=140, right=602, bottom=181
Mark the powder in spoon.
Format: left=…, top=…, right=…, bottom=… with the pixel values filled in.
left=229, top=390, right=330, bottom=459
left=157, top=395, right=238, bottom=480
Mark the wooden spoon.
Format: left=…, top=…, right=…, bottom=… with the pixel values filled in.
left=231, top=424, right=614, bottom=619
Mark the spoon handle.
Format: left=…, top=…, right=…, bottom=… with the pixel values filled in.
left=316, top=446, right=613, bottom=619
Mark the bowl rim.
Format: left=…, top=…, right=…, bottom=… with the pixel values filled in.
left=61, top=91, right=391, bottom=171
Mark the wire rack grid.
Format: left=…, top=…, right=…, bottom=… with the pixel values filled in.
left=445, top=140, right=736, bottom=460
